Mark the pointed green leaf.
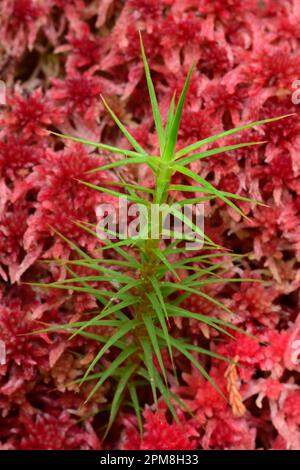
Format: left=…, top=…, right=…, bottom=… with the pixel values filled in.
left=139, top=32, right=165, bottom=152
left=128, top=383, right=143, bottom=436
left=173, top=164, right=248, bottom=219
left=153, top=248, right=180, bottom=280
left=166, top=304, right=258, bottom=340
left=86, top=155, right=159, bottom=174
left=152, top=368, right=181, bottom=426
left=146, top=289, right=173, bottom=367
left=101, top=95, right=146, bottom=155
left=170, top=340, right=225, bottom=399
left=142, top=314, right=168, bottom=383
left=106, top=180, right=154, bottom=194
left=177, top=141, right=267, bottom=166
left=161, top=281, right=233, bottom=315
left=49, top=131, right=145, bottom=158
left=104, top=363, right=136, bottom=438
left=140, top=337, right=158, bottom=405
left=72, top=220, right=140, bottom=267
left=84, top=344, right=137, bottom=402
left=169, top=185, right=266, bottom=206
left=165, top=91, right=176, bottom=139
left=68, top=296, right=138, bottom=341
left=77, top=179, right=148, bottom=205
left=163, top=66, right=194, bottom=161
left=81, top=319, right=140, bottom=383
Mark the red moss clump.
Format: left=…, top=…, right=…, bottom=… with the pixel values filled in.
left=0, top=0, right=299, bottom=450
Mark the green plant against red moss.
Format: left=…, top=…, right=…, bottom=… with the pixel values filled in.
left=30, top=35, right=291, bottom=438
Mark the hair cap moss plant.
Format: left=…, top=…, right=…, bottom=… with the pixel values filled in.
left=32, top=34, right=292, bottom=438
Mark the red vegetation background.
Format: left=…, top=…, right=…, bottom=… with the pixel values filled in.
left=0, top=0, right=299, bottom=450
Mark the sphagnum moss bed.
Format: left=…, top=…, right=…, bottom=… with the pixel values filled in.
left=0, top=0, right=299, bottom=451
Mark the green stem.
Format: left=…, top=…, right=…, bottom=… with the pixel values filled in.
left=154, top=161, right=173, bottom=205
left=134, top=159, right=172, bottom=341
